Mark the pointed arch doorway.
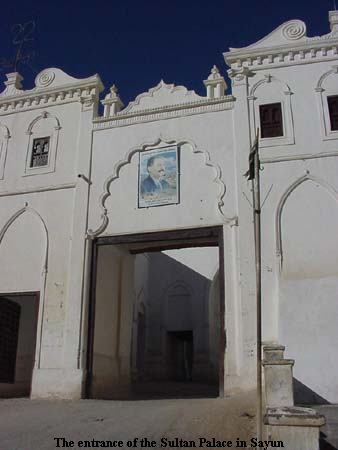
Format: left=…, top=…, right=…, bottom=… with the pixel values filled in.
left=0, top=292, right=40, bottom=397
left=86, top=226, right=225, bottom=399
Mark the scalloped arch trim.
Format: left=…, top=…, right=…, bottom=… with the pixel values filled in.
left=88, top=137, right=229, bottom=237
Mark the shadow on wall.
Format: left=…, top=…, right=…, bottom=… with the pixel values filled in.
left=294, top=377, right=330, bottom=405
left=319, top=434, right=337, bottom=450
left=134, top=249, right=219, bottom=386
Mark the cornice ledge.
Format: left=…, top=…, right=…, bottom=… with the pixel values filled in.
left=0, top=83, right=103, bottom=114
left=94, top=95, right=235, bottom=125
left=225, top=37, right=338, bottom=62
left=224, top=17, right=338, bottom=69
left=0, top=68, right=104, bottom=112
left=0, top=182, right=76, bottom=197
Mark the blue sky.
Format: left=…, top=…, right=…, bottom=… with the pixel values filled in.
left=0, top=0, right=335, bottom=106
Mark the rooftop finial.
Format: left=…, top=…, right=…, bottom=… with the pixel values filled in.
left=329, top=10, right=338, bottom=31
left=204, top=66, right=227, bottom=98
left=101, top=84, right=123, bottom=117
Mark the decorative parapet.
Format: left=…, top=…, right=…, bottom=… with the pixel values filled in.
left=0, top=68, right=104, bottom=114
left=121, top=80, right=205, bottom=114
left=203, top=65, right=227, bottom=98
left=329, top=10, right=338, bottom=32
left=224, top=13, right=338, bottom=70
left=93, top=94, right=234, bottom=129
left=94, top=79, right=234, bottom=129
left=101, top=85, right=123, bottom=117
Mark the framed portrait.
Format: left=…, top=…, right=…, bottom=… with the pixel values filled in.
left=138, top=146, right=180, bottom=208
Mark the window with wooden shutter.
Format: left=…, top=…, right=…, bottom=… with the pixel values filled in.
left=328, top=96, right=338, bottom=131
left=259, top=103, right=283, bottom=138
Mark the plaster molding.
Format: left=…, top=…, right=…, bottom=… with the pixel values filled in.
left=0, top=182, right=76, bottom=197
left=26, top=110, right=61, bottom=135
left=0, top=122, right=11, bottom=179
left=249, top=74, right=292, bottom=98
left=35, top=69, right=56, bottom=88
left=122, top=80, right=204, bottom=114
left=164, top=280, right=193, bottom=298
left=248, top=75, right=295, bottom=147
left=315, top=65, right=338, bottom=141
left=261, top=150, right=338, bottom=164
left=227, top=67, right=255, bottom=83
left=87, top=137, right=230, bottom=237
left=0, top=205, right=49, bottom=272
left=275, top=174, right=338, bottom=272
left=224, top=18, right=338, bottom=70
left=0, top=205, right=49, bottom=369
left=0, top=68, right=104, bottom=114
left=316, top=64, right=338, bottom=90
left=93, top=95, right=234, bottom=130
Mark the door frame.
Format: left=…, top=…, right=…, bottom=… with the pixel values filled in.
left=85, top=225, right=225, bottom=398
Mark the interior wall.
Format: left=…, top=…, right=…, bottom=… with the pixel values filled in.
left=91, top=245, right=135, bottom=399
left=0, top=294, right=39, bottom=397
left=133, top=247, right=219, bottom=384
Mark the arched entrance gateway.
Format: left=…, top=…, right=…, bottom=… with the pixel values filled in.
left=85, top=133, right=240, bottom=399
left=86, top=227, right=225, bottom=399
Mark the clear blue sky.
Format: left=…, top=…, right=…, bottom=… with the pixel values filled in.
left=0, top=0, right=335, bottom=105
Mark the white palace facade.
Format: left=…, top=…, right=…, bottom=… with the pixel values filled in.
left=0, top=11, right=338, bottom=405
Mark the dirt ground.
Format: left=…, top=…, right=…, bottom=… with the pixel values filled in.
left=0, top=391, right=256, bottom=450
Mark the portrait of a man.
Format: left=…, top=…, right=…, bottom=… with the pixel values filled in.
left=138, top=146, right=179, bottom=208
left=140, top=156, right=170, bottom=194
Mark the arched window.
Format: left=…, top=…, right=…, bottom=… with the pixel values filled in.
left=316, top=67, right=338, bottom=140
left=24, top=111, right=61, bottom=176
left=249, top=75, right=295, bottom=148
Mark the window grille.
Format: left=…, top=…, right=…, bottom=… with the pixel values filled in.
left=30, top=137, right=50, bottom=168
left=259, top=103, right=283, bottom=138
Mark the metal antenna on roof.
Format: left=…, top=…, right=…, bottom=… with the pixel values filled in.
left=334, top=0, right=337, bottom=10
left=0, top=21, right=36, bottom=73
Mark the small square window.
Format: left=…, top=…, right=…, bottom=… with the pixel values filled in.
left=30, top=137, right=50, bottom=168
left=259, top=103, right=283, bottom=138
left=328, top=96, right=338, bottom=131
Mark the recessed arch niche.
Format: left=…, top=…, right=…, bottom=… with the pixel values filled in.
left=0, top=207, right=48, bottom=397
left=277, top=177, right=338, bottom=403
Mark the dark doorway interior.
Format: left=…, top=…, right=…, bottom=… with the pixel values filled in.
left=0, top=293, right=39, bottom=398
left=167, top=331, right=193, bottom=381
left=87, top=226, right=224, bottom=400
